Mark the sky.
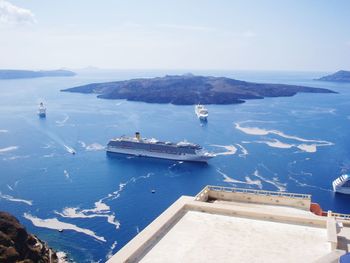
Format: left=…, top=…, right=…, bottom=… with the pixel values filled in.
left=0, top=0, right=349, bottom=71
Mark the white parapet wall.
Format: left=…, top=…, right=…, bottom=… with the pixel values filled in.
left=197, top=185, right=311, bottom=210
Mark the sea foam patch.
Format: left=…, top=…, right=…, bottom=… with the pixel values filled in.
left=79, top=141, right=105, bottom=151
left=23, top=213, right=106, bottom=242
left=211, top=145, right=237, bottom=156
left=235, top=123, right=269, bottom=135
left=297, top=144, right=317, bottom=153
left=217, top=169, right=262, bottom=188
left=78, top=141, right=87, bottom=148
left=63, top=170, right=70, bottom=179
left=106, top=241, right=118, bottom=260
left=252, top=170, right=286, bottom=192
left=55, top=207, right=120, bottom=230
left=255, top=139, right=294, bottom=149
left=236, top=144, right=249, bottom=157
left=0, top=192, right=32, bottom=205
left=235, top=122, right=333, bottom=153
left=86, top=143, right=105, bottom=151
left=55, top=173, right=153, bottom=230
left=235, top=122, right=333, bottom=143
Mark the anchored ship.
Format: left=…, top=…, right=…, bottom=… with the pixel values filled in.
left=107, top=132, right=214, bottom=162
left=332, top=174, right=350, bottom=194
left=195, top=104, right=208, bottom=120
left=38, top=102, right=46, bottom=118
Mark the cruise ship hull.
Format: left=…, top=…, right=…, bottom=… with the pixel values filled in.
left=333, top=187, right=350, bottom=195
left=106, top=146, right=212, bottom=163
left=332, top=174, right=350, bottom=195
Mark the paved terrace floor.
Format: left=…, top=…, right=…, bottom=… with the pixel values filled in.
left=140, top=210, right=330, bottom=263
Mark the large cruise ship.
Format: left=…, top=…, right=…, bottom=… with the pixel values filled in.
left=195, top=104, right=208, bottom=120
left=107, top=132, right=214, bottom=162
left=332, top=174, right=350, bottom=194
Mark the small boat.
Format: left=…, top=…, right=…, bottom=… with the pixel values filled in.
left=38, top=102, right=46, bottom=118
left=195, top=104, right=208, bottom=120
left=332, top=174, right=350, bottom=194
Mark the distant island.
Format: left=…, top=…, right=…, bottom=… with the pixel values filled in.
left=0, top=69, right=76, bottom=79
left=317, top=70, right=350, bottom=82
left=62, top=74, right=336, bottom=105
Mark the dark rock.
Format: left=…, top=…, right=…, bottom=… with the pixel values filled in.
left=62, top=74, right=336, bottom=105
left=0, top=211, right=59, bottom=263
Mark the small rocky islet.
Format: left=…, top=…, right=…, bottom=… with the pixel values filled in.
left=316, top=70, right=350, bottom=82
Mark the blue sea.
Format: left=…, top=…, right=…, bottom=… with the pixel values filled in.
left=1, top=70, right=350, bottom=262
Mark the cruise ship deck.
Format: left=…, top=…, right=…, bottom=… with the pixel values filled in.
left=108, top=186, right=350, bottom=263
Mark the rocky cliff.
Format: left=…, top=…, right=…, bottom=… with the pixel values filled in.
left=0, top=211, right=60, bottom=263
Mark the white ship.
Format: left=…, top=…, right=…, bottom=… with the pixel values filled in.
left=107, top=132, right=214, bottom=162
left=195, top=104, right=208, bottom=120
left=332, top=174, right=350, bottom=194
left=38, top=102, right=46, bottom=118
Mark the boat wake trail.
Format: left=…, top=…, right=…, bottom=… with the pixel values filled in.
left=63, top=145, right=76, bottom=154
left=288, top=176, right=331, bottom=192
left=0, top=146, right=18, bottom=153
left=56, top=115, right=69, bottom=126
left=2, top=155, right=30, bottom=161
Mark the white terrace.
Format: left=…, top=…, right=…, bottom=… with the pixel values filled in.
left=108, top=186, right=350, bottom=263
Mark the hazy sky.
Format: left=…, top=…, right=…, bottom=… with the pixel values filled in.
left=0, top=0, right=349, bottom=71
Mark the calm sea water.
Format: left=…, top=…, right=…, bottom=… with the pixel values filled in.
left=1, top=70, right=350, bottom=262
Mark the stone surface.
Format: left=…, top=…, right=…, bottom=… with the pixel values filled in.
left=140, top=210, right=330, bottom=263
left=0, top=211, right=59, bottom=263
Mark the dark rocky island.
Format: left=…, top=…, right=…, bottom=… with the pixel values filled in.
left=0, top=69, right=76, bottom=79
left=317, top=70, right=350, bottom=82
left=0, top=211, right=60, bottom=263
left=62, top=74, right=336, bottom=105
